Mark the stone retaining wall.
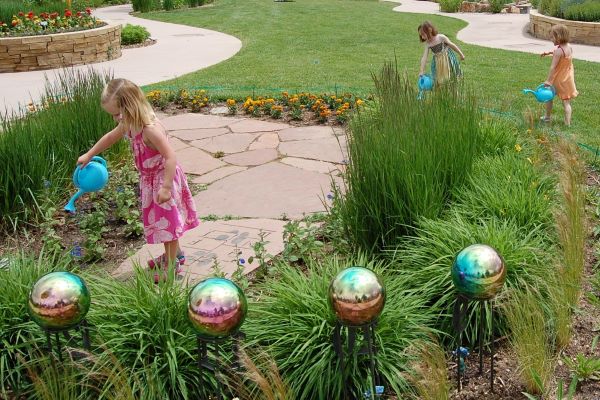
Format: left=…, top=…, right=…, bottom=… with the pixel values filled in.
left=0, top=23, right=121, bottom=73
left=529, top=10, right=600, bottom=46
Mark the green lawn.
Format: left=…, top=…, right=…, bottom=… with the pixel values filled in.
left=141, top=0, right=600, bottom=147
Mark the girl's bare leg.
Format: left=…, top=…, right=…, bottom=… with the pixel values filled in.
left=563, top=99, right=572, bottom=126
left=544, top=100, right=553, bottom=121
left=164, top=240, right=179, bottom=267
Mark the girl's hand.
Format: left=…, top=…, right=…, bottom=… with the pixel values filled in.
left=459, top=54, right=465, bottom=61
left=77, top=153, right=92, bottom=168
left=157, top=187, right=172, bottom=204
left=540, top=51, right=552, bottom=57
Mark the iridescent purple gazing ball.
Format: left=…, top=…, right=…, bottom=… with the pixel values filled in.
left=451, top=244, right=506, bottom=300
left=28, top=272, right=91, bottom=330
left=187, top=278, right=247, bottom=339
left=328, top=267, right=386, bottom=326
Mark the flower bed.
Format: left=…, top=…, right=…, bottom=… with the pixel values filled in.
left=0, top=9, right=102, bottom=37
left=530, top=9, right=600, bottom=46
left=0, top=22, right=121, bottom=72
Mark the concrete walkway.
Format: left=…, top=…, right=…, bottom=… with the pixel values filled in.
left=388, top=0, right=600, bottom=63
left=0, top=4, right=241, bottom=115
left=113, top=113, right=346, bottom=281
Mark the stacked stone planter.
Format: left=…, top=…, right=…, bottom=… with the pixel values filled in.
left=0, top=23, right=121, bottom=73
left=530, top=10, right=600, bottom=46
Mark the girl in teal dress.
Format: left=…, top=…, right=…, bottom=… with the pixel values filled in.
left=418, top=21, right=465, bottom=85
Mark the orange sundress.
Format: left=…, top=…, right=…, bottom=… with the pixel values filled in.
left=548, top=45, right=578, bottom=101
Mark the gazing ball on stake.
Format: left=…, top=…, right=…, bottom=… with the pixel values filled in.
left=328, top=267, right=385, bottom=326
left=451, top=244, right=506, bottom=300
left=28, top=272, right=91, bottom=330
left=188, top=278, right=247, bottom=339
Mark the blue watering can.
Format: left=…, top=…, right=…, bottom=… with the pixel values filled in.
left=64, top=156, right=109, bottom=213
left=522, top=84, right=555, bottom=103
left=417, top=74, right=433, bottom=100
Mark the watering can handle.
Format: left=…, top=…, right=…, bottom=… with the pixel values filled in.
left=91, top=156, right=107, bottom=167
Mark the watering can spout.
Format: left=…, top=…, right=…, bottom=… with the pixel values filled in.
left=522, top=89, right=535, bottom=96
left=64, top=188, right=85, bottom=213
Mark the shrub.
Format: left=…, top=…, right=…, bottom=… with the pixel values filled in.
left=338, top=62, right=482, bottom=252
left=489, top=0, right=508, bottom=13
left=163, top=0, right=175, bottom=11
left=244, top=256, right=437, bottom=399
left=439, top=0, right=462, bottom=12
left=121, top=24, right=150, bottom=45
left=563, top=0, right=600, bottom=21
left=131, top=0, right=160, bottom=13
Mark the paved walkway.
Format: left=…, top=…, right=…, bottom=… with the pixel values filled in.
left=388, top=0, right=600, bottom=63
left=0, top=4, right=241, bottom=115
left=112, top=113, right=346, bottom=281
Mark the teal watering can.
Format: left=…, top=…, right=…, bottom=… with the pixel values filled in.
left=64, top=156, right=109, bottom=213
left=417, top=74, right=433, bottom=100
left=522, top=84, right=555, bottom=103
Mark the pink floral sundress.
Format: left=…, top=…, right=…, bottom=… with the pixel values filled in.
left=127, top=124, right=199, bottom=244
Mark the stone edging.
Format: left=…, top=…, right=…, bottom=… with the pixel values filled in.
left=0, top=23, right=122, bottom=73
left=529, top=10, right=600, bottom=46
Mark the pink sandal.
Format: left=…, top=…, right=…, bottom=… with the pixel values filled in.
left=147, top=252, right=186, bottom=269
left=153, top=259, right=183, bottom=284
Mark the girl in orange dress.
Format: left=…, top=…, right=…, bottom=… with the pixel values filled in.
left=541, top=24, right=578, bottom=126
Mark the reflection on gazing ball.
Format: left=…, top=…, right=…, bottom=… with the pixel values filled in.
left=451, top=244, right=506, bottom=300
left=188, top=278, right=247, bottom=339
left=28, top=272, right=91, bottom=330
left=328, top=266, right=385, bottom=326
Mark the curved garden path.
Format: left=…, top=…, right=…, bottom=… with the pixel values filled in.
left=0, top=4, right=241, bottom=115
left=388, top=0, right=600, bottom=63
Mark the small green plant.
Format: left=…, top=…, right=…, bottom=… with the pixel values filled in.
left=405, top=339, right=450, bottom=400
left=231, top=248, right=249, bottom=290
left=120, top=24, right=150, bottom=45
left=248, top=231, right=274, bottom=280
left=210, top=256, right=226, bottom=277
left=281, top=218, right=324, bottom=263
left=39, top=206, right=64, bottom=255
left=438, top=0, right=462, bottom=12
left=79, top=197, right=109, bottom=262
left=213, top=150, right=225, bottom=158
left=523, top=378, right=577, bottom=400
left=489, top=0, right=508, bottom=13
left=563, top=337, right=600, bottom=386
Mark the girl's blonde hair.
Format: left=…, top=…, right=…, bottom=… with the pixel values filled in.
left=418, top=21, right=438, bottom=42
left=101, top=78, right=155, bottom=132
left=551, top=24, right=570, bottom=45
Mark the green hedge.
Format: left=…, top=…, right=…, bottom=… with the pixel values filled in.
left=121, top=23, right=151, bottom=45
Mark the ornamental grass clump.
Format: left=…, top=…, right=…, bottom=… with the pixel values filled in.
left=244, top=255, right=437, bottom=399
left=0, top=250, right=72, bottom=397
left=0, top=69, right=127, bottom=226
left=388, top=211, right=553, bottom=344
left=339, top=61, right=481, bottom=252
left=85, top=268, right=218, bottom=399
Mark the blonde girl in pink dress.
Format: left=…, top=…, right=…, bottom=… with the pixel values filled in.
left=77, top=79, right=199, bottom=282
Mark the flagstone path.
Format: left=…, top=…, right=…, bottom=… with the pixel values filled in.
left=112, top=113, right=347, bottom=282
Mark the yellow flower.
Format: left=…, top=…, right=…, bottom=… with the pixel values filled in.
left=526, top=129, right=532, bottom=134
left=356, top=99, right=364, bottom=106
left=514, top=144, right=522, bottom=152
left=227, top=99, right=236, bottom=106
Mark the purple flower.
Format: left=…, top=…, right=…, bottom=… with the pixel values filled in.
left=238, top=258, right=245, bottom=265
left=327, top=193, right=334, bottom=200
left=70, top=244, right=82, bottom=258
left=43, top=180, right=51, bottom=188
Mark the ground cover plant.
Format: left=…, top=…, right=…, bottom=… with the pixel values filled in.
left=120, top=23, right=150, bottom=45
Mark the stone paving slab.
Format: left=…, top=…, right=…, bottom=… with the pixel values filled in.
left=163, top=114, right=241, bottom=130
left=249, top=133, right=280, bottom=150
left=279, top=137, right=348, bottom=164
left=193, top=162, right=340, bottom=219
left=171, top=127, right=230, bottom=141
left=229, top=119, right=290, bottom=133
left=113, top=218, right=286, bottom=282
left=279, top=126, right=335, bottom=141
left=191, top=166, right=248, bottom=185
left=175, top=146, right=226, bottom=175
left=221, top=149, right=279, bottom=166
left=190, top=133, right=257, bottom=153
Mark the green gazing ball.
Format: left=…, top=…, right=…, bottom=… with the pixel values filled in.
left=28, top=272, right=91, bottom=330
left=328, top=267, right=386, bottom=326
left=451, top=244, right=506, bottom=300
left=187, top=278, right=247, bottom=339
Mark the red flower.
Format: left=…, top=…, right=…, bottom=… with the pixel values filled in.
left=86, top=8, right=92, bottom=15
left=64, top=9, right=72, bottom=17
left=40, top=12, right=48, bottom=19
left=76, top=11, right=81, bottom=17
left=11, top=20, right=18, bottom=26
left=27, top=11, right=34, bottom=20
left=50, top=12, right=58, bottom=19
left=18, top=12, right=24, bottom=17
